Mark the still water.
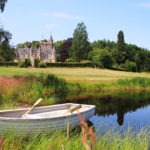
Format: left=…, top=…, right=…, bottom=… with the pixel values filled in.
left=55, top=91, right=150, bottom=133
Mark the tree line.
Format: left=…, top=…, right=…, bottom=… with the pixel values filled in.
left=0, top=0, right=16, bottom=62
left=0, top=0, right=150, bottom=72
left=54, top=23, right=150, bottom=72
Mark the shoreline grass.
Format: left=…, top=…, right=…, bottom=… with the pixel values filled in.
left=0, top=73, right=150, bottom=109
left=0, top=128, right=149, bottom=150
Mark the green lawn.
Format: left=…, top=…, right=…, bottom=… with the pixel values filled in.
left=0, top=67, right=150, bottom=82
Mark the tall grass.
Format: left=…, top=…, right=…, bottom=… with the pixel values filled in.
left=38, top=73, right=68, bottom=92
left=0, top=75, right=150, bottom=109
left=68, top=77, right=150, bottom=91
left=0, top=74, right=68, bottom=108
left=97, top=128, right=150, bottom=150
left=116, top=77, right=150, bottom=89
left=0, top=128, right=149, bottom=150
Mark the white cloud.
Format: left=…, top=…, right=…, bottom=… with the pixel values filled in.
left=52, top=12, right=71, bottom=19
left=40, top=12, right=84, bottom=21
left=139, top=2, right=150, bottom=8
left=52, top=12, right=81, bottom=20
left=44, top=23, right=58, bottom=30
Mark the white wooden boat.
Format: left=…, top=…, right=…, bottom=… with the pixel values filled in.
left=0, top=103, right=95, bottom=135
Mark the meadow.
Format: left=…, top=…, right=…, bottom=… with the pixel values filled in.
left=0, top=67, right=150, bottom=82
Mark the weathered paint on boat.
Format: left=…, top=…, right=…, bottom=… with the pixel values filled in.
left=0, top=103, right=95, bottom=135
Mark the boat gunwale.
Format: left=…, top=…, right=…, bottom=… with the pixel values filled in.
left=0, top=103, right=96, bottom=121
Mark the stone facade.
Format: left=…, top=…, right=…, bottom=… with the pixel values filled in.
left=16, top=36, right=56, bottom=66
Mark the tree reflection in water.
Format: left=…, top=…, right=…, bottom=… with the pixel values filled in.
left=55, top=90, right=150, bottom=126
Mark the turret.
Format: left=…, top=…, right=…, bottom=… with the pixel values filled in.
left=49, top=35, right=53, bottom=48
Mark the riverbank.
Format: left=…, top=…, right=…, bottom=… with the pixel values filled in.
left=0, top=67, right=150, bottom=109
left=0, top=128, right=149, bottom=150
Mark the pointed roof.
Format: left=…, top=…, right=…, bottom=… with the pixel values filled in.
left=49, top=35, right=53, bottom=42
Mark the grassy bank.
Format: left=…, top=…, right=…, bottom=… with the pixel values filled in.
left=0, top=129, right=149, bottom=150
left=0, top=67, right=150, bottom=109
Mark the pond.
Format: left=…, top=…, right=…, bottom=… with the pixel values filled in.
left=55, top=90, right=150, bottom=134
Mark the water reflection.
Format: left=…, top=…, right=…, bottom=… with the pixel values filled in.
left=54, top=90, right=150, bottom=129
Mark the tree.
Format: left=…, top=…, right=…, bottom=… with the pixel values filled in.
left=0, top=28, right=15, bottom=61
left=125, top=60, right=136, bottom=72
left=71, top=22, right=90, bottom=62
left=89, top=48, right=113, bottom=68
left=54, top=40, right=63, bottom=61
left=0, top=0, right=7, bottom=12
left=60, top=38, right=72, bottom=62
left=116, top=30, right=126, bottom=64
left=31, top=41, right=40, bottom=48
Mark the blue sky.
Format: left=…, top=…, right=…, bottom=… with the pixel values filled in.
left=0, top=0, right=150, bottom=49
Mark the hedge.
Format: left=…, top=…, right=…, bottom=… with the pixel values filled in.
left=46, top=62, right=93, bottom=67
left=0, top=62, right=93, bottom=68
left=0, top=62, right=18, bottom=66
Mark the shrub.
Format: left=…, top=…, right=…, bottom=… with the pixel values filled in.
left=125, top=60, right=136, bottom=72
left=18, top=59, right=31, bottom=68
left=38, top=62, right=47, bottom=68
left=34, top=58, right=40, bottom=68
left=18, top=61, right=25, bottom=67
left=24, top=58, right=31, bottom=67
left=46, top=62, right=93, bottom=67
left=0, top=62, right=18, bottom=67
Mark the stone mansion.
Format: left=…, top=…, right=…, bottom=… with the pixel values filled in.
left=16, top=35, right=56, bottom=66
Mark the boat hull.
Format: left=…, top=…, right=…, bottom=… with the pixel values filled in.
left=0, top=103, right=95, bottom=135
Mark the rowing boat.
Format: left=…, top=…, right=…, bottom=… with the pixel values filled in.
left=0, top=103, right=95, bottom=135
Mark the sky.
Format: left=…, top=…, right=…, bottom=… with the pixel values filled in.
left=0, top=0, right=150, bottom=49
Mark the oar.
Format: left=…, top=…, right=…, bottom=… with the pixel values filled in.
left=21, top=98, right=42, bottom=118
left=64, top=104, right=82, bottom=115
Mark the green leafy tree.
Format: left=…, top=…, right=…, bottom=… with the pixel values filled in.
left=71, top=22, right=90, bottom=62
left=16, top=43, right=24, bottom=48
left=32, top=41, right=40, bottom=48
left=117, top=30, right=126, bottom=64
left=24, top=41, right=32, bottom=48
left=134, top=50, right=147, bottom=72
left=125, top=60, right=136, bottom=72
left=54, top=40, right=63, bottom=61
left=24, top=58, right=31, bottom=67
left=89, top=48, right=113, bottom=68
left=0, top=0, right=7, bottom=12
left=0, top=28, right=15, bottom=61
left=99, top=49, right=114, bottom=68
left=34, top=58, right=40, bottom=68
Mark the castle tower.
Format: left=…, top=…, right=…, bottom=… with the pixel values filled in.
left=49, top=35, right=54, bottom=48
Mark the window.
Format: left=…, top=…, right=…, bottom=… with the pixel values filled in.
left=46, top=54, right=48, bottom=59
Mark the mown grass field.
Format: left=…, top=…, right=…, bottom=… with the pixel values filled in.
left=0, top=67, right=150, bottom=82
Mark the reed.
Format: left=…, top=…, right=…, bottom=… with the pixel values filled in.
left=116, top=77, right=150, bottom=89
left=38, top=73, right=68, bottom=92
left=97, top=128, right=150, bottom=150
left=0, top=74, right=69, bottom=108
left=0, top=128, right=149, bottom=150
left=1, top=75, right=150, bottom=109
